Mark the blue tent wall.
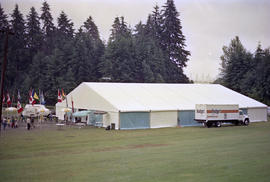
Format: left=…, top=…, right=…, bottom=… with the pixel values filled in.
left=178, top=110, right=202, bottom=127
left=120, top=112, right=150, bottom=130
left=87, top=112, right=103, bottom=127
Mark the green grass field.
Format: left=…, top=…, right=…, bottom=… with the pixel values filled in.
left=1, top=122, right=270, bottom=182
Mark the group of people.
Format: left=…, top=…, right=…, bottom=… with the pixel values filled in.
left=2, top=117, right=19, bottom=130
left=1, top=115, right=35, bottom=131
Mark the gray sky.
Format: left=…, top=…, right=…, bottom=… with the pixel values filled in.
left=2, top=0, right=270, bottom=82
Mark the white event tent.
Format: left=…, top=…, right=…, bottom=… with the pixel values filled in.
left=56, top=82, right=267, bottom=130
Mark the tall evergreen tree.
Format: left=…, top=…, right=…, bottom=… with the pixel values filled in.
left=219, top=36, right=252, bottom=92
left=71, top=17, right=104, bottom=84
left=82, top=16, right=99, bottom=40
left=40, top=1, right=55, bottom=54
left=133, top=21, right=165, bottom=82
left=26, top=7, right=43, bottom=63
left=0, top=4, right=9, bottom=75
left=102, top=16, right=134, bottom=82
left=161, top=0, right=190, bottom=82
left=56, top=11, right=74, bottom=41
left=151, top=5, right=163, bottom=42
left=0, top=4, right=9, bottom=30
left=8, top=4, right=27, bottom=91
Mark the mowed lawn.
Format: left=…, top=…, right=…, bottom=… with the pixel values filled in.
left=1, top=122, right=270, bottom=182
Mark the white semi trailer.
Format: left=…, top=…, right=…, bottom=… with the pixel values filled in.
left=195, top=104, right=250, bottom=128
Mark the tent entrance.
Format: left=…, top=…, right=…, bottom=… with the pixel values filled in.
left=178, top=110, right=202, bottom=127
left=120, top=112, right=150, bottom=130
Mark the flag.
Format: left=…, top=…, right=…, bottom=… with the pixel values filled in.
left=29, top=89, right=35, bottom=105
left=62, top=89, right=66, bottom=99
left=32, top=90, right=36, bottom=105
left=17, top=100, right=23, bottom=113
left=34, top=92, right=39, bottom=100
left=29, top=90, right=33, bottom=104
left=71, top=95, right=74, bottom=113
left=40, top=90, right=46, bottom=105
left=58, top=89, right=62, bottom=102
left=17, top=90, right=21, bottom=101
left=7, top=92, right=11, bottom=107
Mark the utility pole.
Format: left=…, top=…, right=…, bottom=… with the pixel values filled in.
left=0, top=28, right=14, bottom=133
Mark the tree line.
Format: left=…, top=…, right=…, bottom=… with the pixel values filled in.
left=0, top=0, right=190, bottom=105
left=216, top=36, right=270, bottom=105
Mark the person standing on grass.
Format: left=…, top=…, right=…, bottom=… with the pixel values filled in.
left=11, top=117, right=15, bottom=128
left=15, top=118, right=18, bottom=128
left=26, top=117, right=31, bottom=130
left=7, top=118, right=11, bottom=128
left=30, top=116, right=35, bottom=128
left=2, top=117, right=7, bottom=130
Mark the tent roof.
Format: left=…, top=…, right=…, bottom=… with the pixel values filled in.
left=78, top=82, right=267, bottom=112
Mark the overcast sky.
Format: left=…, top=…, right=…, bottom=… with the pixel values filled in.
left=2, top=0, right=270, bottom=82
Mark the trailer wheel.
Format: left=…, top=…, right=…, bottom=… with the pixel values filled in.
left=215, top=121, right=221, bottom=127
left=206, top=122, right=212, bottom=128
left=244, top=119, right=250, bottom=126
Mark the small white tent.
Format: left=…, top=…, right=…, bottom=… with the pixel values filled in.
left=56, top=82, right=267, bottom=129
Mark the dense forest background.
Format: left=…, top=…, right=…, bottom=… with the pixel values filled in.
left=0, top=0, right=269, bottom=106
left=0, top=0, right=190, bottom=105
left=215, top=36, right=270, bottom=105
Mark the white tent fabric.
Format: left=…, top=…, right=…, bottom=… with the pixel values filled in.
left=56, top=82, right=267, bottom=127
left=80, top=82, right=266, bottom=112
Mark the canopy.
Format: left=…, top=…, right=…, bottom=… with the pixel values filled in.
left=5, top=107, right=17, bottom=112
left=61, top=108, right=72, bottom=112
left=72, top=111, right=91, bottom=117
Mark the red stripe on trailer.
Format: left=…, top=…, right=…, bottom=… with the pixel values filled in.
left=207, top=110, right=238, bottom=113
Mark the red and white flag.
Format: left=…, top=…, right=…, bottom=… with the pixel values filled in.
left=29, top=90, right=33, bottom=105
left=17, top=100, right=23, bottom=113
left=58, top=89, right=62, bottom=102
left=7, top=92, right=11, bottom=107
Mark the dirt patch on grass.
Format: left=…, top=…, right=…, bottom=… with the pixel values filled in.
left=92, top=143, right=169, bottom=152
left=129, top=143, right=168, bottom=148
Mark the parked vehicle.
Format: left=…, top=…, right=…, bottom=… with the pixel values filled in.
left=195, top=104, right=249, bottom=128
left=22, top=104, right=51, bottom=117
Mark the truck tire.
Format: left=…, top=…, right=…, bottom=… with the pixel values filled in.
left=206, top=122, right=212, bottom=128
left=215, top=121, right=221, bottom=127
left=203, top=123, right=207, bottom=128
left=235, top=121, right=239, bottom=126
left=243, top=119, right=250, bottom=126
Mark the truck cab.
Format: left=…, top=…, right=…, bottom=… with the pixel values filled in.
left=239, top=110, right=249, bottom=125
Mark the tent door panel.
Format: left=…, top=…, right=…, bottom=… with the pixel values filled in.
left=120, top=112, right=150, bottom=130
left=178, top=110, right=202, bottom=127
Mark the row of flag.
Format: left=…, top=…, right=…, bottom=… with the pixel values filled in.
left=28, top=89, right=46, bottom=105
left=58, top=89, right=74, bottom=113
left=2, top=91, right=23, bottom=113
left=2, top=89, right=67, bottom=114
left=57, top=89, right=66, bottom=103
